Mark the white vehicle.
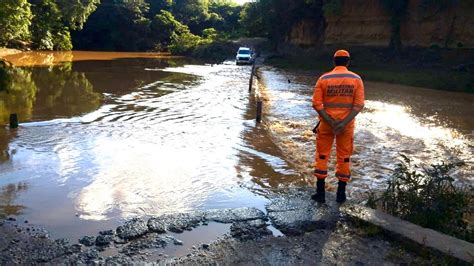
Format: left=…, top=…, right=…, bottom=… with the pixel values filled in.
left=235, top=47, right=255, bottom=65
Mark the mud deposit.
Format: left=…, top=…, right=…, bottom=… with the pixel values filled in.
left=0, top=189, right=425, bottom=264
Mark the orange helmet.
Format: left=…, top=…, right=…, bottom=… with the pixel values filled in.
left=334, top=50, right=350, bottom=57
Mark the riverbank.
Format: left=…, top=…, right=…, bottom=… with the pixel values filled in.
left=0, top=49, right=183, bottom=67
left=0, top=48, right=22, bottom=58
left=266, top=46, right=474, bottom=93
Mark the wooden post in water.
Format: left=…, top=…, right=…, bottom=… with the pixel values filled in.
left=248, top=65, right=254, bottom=92
left=9, top=114, right=18, bottom=129
left=256, top=101, right=262, bottom=123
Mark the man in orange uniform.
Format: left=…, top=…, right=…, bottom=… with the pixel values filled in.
left=311, top=50, right=364, bottom=203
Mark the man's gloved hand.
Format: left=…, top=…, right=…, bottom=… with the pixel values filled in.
left=333, top=120, right=346, bottom=135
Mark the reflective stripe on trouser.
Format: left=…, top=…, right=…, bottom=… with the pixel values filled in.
left=314, top=120, right=354, bottom=182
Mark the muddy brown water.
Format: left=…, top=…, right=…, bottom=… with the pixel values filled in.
left=0, top=52, right=472, bottom=243
left=0, top=52, right=301, bottom=241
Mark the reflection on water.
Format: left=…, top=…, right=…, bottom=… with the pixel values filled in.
left=0, top=52, right=299, bottom=240
left=258, top=67, right=474, bottom=197
left=0, top=182, right=28, bottom=218
left=0, top=63, right=102, bottom=124
left=1, top=50, right=180, bottom=67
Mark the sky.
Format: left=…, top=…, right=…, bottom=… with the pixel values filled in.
left=233, top=0, right=252, bottom=5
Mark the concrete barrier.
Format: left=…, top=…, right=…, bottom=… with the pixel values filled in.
left=341, top=204, right=474, bottom=263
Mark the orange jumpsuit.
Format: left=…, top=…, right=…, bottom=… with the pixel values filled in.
left=312, top=66, right=364, bottom=182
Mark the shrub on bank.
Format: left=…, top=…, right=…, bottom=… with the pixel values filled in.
left=367, top=155, right=473, bottom=242
left=191, top=40, right=238, bottom=62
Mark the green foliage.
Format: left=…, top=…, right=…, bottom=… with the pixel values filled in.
left=0, top=67, right=37, bottom=123
left=209, top=0, right=242, bottom=33
left=72, top=0, right=152, bottom=51
left=0, top=0, right=246, bottom=53
left=169, top=30, right=203, bottom=55
left=149, top=0, right=172, bottom=15
left=151, top=10, right=188, bottom=48
left=30, top=0, right=70, bottom=50
left=30, top=64, right=102, bottom=116
left=72, top=0, right=243, bottom=53
left=191, top=40, right=236, bottom=61
left=0, top=62, right=101, bottom=123
left=368, top=155, right=472, bottom=241
left=239, top=2, right=266, bottom=37
left=0, top=0, right=99, bottom=50
left=0, top=0, right=33, bottom=46
left=202, top=28, right=218, bottom=40
left=55, top=0, right=100, bottom=30
left=322, top=0, right=343, bottom=16
left=172, top=0, right=211, bottom=33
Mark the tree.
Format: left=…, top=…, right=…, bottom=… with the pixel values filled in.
left=172, top=0, right=210, bottom=34
left=148, top=0, right=172, bottom=16
left=30, top=0, right=72, bottom=50
left=0, top=0, right=32, bottom=46
left=55, top=0, right=100, bottom=30
left=72, top=0, right=152, bottom=51
left=28, top=0, right=101, bottom=50
left=239, top=2, right=266, bottom=37
left=208, top=0, right=242, bottom=34
left=151, top=10, right=188, bottom=48
left=169, top=30, right=202, bottom=54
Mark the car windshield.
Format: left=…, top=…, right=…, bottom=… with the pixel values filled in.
left=238, top=50, right=250, bottom=55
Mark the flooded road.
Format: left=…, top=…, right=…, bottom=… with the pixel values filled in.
left=258, top=67, right=474, bottom=198
left=0, top=52, right=301, bottom=240
left=1, top=51, right=472, bottom=242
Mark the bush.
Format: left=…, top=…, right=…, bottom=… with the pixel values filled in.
left=169, top=31, right=202, bottom=55
left=191, top=40, right=237, bottom=62
left=368, top=155, right=473, bottom=242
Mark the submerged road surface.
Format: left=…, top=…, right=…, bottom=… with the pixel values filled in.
left=0, top=53, right=301, bottom=240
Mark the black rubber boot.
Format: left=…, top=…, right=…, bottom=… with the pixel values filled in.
left=336, top=181, right=347, bottom=203
left=311, top=179, right=325, bottom=203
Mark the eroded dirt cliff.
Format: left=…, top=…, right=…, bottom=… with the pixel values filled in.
left=288, top=0, right=474, bottom=48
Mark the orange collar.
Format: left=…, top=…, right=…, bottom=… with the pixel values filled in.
left=333, top=66, right=348, bottom=71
